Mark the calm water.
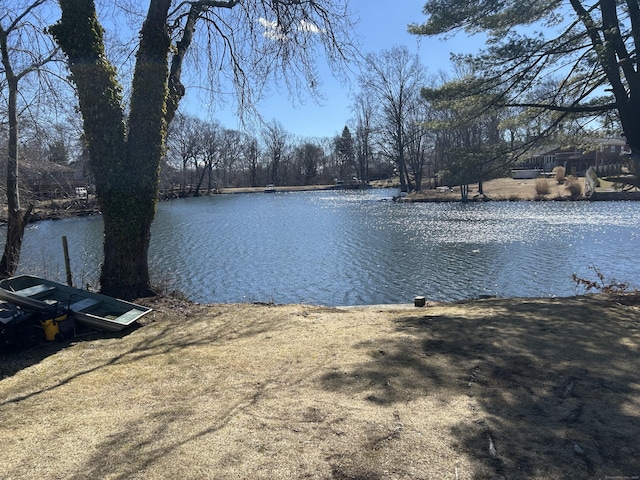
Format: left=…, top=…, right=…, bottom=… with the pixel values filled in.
left=6, top=189, right=640, bottom=305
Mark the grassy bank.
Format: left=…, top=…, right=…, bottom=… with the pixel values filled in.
left=1, top=293, right=640, bottom=479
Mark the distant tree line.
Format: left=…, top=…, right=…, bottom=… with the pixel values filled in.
left=161, top=114, right=394, bottom=196
left=0, top=112, right=397, bottom=198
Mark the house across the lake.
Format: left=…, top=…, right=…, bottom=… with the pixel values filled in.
left=513, top=136, right=631, bottom=178
left=0, top=159, right=90, bottom=199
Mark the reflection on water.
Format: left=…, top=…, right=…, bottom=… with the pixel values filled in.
left=5, top=189, right=640, bottom=305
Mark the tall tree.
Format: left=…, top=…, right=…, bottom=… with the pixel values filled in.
left=166, top=113, right=203, bottom=196
left=0, top=0, right=60, bottom=278
left=218, top=128, right=243, bottom=189
left=200, top=121, right=223, bottom=195
left=359, top=46, right=426, bottom=192
left=409, top=1, right=640, bottom=173
left=295, top=141, right=323, bottom=185
left=404, top=99, right=432, bottom=191
left=50, top=0, right=355, bottom=298
left=261, top=120, right=290, bottom=186
left=423, top=65, right=507, bottom=197
left=244, top=136, right=261, bottom=188
left=334, top=126, right=355, bottom=181
left=351, top=92, right=375, bottom=183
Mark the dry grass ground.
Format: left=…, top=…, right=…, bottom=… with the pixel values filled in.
left=404, top=177, right=589, bottom=202
left=2, top=294, right=640, bottom=479
left=220, top=178, right=580, bottom=201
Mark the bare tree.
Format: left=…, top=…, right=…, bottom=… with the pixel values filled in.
left=217, top=128, right=243, bottom=188
left=351, top=92, right=375, bottom=183
left=198, top=120, right=222, bottom=195
left=359, top=46, right=427, bottom=192
left=166, top=113, right=207, bottom=196
left=294, top=141, right=324, bottom=185
left=243, top=135, right=261, bottom=187
left=0, top=0, right=61, bottom=277
left=404, top=100, right=432, bottom=191
left=261, top=120, right=291, bottom=186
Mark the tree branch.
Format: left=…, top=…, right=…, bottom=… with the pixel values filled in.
left=15, top=47, right=61, bottom=81
left=626, top=0, right=640, bottom=61
left=501, top=102, right=618, bottom=113
left=168, top=0, right=239, bottom=19
left=166, top=2, right=205, bottom=125
left=5, top=0, right=47, bottom=33
left=569, top=0, right=629, bottom=101
left=600, top=0, right=639, bottom=91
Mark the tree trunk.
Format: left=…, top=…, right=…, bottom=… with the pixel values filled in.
left=460, top=184, right=469, bottom=202
left=615, top=96, right=640, bottom=171
left=0, top=209, right=32, bottom=278
left=402, top=160, right=413, bottom=192
left=100, top=0, right=171, bottom=297
left=51, top=0, right=171, bottom=298
left=0, top=40, right=31, bottom=277
left=194, top=164, right=208, bottom=196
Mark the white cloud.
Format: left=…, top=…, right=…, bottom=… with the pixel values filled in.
left=298, top=20, right=322, bottom=34
left=258, top=17, right=324, bottom=41
left=258, top=17, right=288, bottom=41
left=258, top=18, right=278, bottom=30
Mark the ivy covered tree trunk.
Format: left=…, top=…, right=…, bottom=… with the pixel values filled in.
left=101, top=0, right=171, bottom=297
left=51, top=0, right=171, bottom=298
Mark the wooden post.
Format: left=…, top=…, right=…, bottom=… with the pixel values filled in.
left=62, top=236, right=73, bottom=287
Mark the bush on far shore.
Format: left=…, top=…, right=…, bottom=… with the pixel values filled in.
left=535, top=178, right=550, bottom=196
left=565, top=176, right=582, bottom=199
left=553, top=166, right=566, bottom=184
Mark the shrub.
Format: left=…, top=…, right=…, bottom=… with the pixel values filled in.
left=565, top=176, right=582, bottom=199
left=571, top=266, right=635, bottom=294
left=587, top=167, right=601, bottom=187
left=534, top=178, right=550, bottom=195
left=553, top=166, right=566, bottom=184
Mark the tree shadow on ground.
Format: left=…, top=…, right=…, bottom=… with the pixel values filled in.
left=23, top=303, right=300, bottom=479
left=0, top=302, right=291, bottom=407
left=320, top=294, right=640, bottom=479
left=0, top=323, right=137, bottom=380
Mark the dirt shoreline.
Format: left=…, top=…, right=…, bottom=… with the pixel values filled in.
left=1, top=293, right=640, bottom=479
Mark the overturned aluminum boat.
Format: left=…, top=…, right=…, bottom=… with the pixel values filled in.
left=0, top=275, right=151, bottom=332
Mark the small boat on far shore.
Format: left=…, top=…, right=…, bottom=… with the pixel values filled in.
left=0, top=275, right=151, bottom=332
left=264, top=184, right=277, bottom=193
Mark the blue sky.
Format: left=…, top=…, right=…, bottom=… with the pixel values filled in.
left=31, top=1, right=478, bottom=140
left=205, top=1, right=479, bottom=140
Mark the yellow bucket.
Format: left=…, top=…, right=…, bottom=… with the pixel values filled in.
left=40, top=314, right=67, bottom=342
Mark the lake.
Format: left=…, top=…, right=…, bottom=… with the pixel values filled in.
left=6, top=189, right=640, bottom=306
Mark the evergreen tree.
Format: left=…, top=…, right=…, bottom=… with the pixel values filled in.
left=410, top=1, right=640, bottom=173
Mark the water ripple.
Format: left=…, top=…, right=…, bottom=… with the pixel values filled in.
left=6, top=190, right=640, bottom=305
